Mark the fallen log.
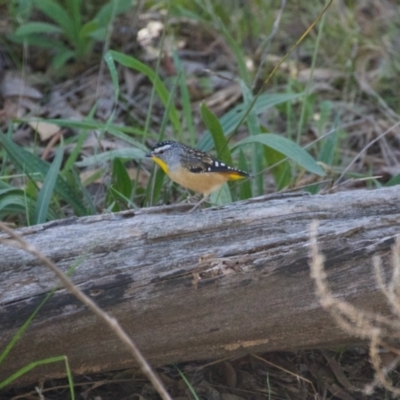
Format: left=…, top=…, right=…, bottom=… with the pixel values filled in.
left=1, top=186, right=400, bottom=386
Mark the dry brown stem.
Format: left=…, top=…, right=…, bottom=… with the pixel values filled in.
left=309, top=221, right=400, bottom=396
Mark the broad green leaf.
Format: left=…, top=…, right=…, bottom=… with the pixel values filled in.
left=15, top=22, right=62, bottom=36
left=79, top=20, right=99, bottom=39
left=8, top=33, right=66, bottom=49
left=87, top=27, right=106, bottom=41
left=0, top=183, right=14, bottom=193
left=34, top=144, right=64, bottom=224
left=66, top=0, right=82, bottom=36
left=106, top=50, right=181, bottom=133
left=233, top=134, right=325, bottom=176
left=200, top=102, right=232, bottom=165
left=34, top=0, right=74, bottom=40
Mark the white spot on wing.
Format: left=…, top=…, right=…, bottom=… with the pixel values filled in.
left=215, top=161, right=219, bottom=167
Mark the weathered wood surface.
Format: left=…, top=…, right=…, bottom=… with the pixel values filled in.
left=1, top=187, right=400, bottom=386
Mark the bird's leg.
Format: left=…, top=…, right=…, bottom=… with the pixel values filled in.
left=187, top=194, right=210, bottom=213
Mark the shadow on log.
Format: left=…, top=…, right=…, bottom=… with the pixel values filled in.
left=1, top=187, right=400, bottom=386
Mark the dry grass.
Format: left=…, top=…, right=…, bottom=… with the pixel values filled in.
left=310, top=221, right=400, bottom=396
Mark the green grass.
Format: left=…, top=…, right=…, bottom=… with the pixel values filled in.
left=1, top=0, right=398, bottom=222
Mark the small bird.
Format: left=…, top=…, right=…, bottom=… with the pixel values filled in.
left=146, top=140, right=250, bottom=211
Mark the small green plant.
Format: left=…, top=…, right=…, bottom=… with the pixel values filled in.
left=9, top=0, right=132, bottom=68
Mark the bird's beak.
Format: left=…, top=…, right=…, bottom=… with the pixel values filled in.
left=145, top=151, right=153, bottom=158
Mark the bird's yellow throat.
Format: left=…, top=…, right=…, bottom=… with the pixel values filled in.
left=151, top=156, right=169, bottom=174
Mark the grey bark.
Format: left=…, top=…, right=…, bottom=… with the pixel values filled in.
left=1, top=186, right=400, bottom=386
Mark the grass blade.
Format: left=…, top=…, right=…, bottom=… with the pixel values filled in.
left=238, top=149, right=252, bottom=200
left=75, top=148, right=145, bottom=167
left=386, top=174, right=400, bottom=187
left=241, top=81, right=263, bottom=195
left=104, top=50, right=120, bottom=99
left=0, top=189, right=42, bottom=220
left=34, top=143, right=64, bottom=224
left=146, top=167, right=165, bottom=206
left=106, top=50, right=181, bottom=133
left=25, top=118, right=150, bottom=144
left=233, top=134, right=325, bottom=176
left=14, top=22, right=62, bottom=35
left=106, top=157, right=133, bottom=211
left=200, top=102, right=233, bottom=165
left=177, top=368, right=200, bottom=400
left=173, top=51, right=195, bottom=145
left=0, top=356, right=73, bottom=392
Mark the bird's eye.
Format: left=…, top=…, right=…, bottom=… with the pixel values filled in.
left=158, top=150, right=164, bottom=155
